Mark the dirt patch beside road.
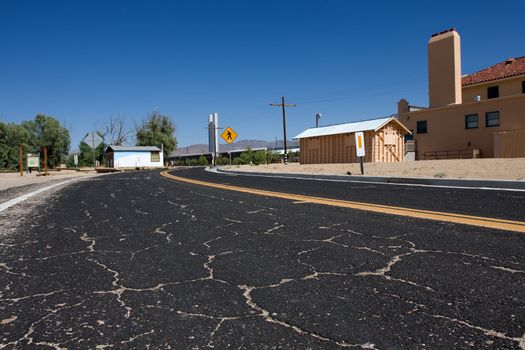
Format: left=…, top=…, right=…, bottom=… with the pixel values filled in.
left=0, top=170, right=97, bottom=192
left=222, top=158, right=525, bottom=180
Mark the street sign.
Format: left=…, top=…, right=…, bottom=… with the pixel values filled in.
left=74, top=154, right=78, bottom=166
left=27, top=154, right=39, bottom=168
left=355, top=132, right=365, bottom=175
left=83, top=131, right=104, bottom=149
left=355, top=132, right=365, bottom=157
left=221, top=127, right=238, bottom=144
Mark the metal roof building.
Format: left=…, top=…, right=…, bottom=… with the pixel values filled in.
left=294, top=116, right=411, bottom=164
left=106, top=146, right=161, bottom=152
left=105, top=145, right=164, bottom=169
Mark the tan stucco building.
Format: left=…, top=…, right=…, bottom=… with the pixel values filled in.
left=398, top=29, right=525, bottom=159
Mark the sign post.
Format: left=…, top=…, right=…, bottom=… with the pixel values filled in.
left=83, top=131, right=104, bottom=168
left=355, top=132, right=365, bottom=175
left=43, top=147, right=48, bottom=176
left=19, top=144, right=23, bottom=176
left=74, top=154, right=79, bottom=170
left=27, top=153, right=40, bottom=173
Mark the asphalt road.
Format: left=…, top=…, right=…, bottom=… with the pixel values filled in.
left=188, top=168, right=525, bottom=221
left=1, top=168, right=524, bottom=349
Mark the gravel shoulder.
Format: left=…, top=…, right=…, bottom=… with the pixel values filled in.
left=0, top=171, right=100, bottom=206
left=221, top=158, right=525, bottom=180
left=0, top=170, right=97, bottom=191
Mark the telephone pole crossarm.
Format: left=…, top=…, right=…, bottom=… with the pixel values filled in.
left=269, top=104, right=296, bottom=107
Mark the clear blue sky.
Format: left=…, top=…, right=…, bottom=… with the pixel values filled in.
left=1, top=0, right=524, bottom=149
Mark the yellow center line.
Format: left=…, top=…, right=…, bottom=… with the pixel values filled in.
left=160, top=171, right=525, bottom=233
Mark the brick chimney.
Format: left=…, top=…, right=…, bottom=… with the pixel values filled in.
left=428, top=28, right=462, bottom=107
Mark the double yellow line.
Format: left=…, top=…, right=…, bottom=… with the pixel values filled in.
left=160, top=171, right=525, bottom=233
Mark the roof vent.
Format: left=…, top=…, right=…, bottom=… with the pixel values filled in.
left=505, top=58, right=515, bottom=64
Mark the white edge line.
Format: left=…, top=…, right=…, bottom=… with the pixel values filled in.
left=0, top=178, right=80, bottom=212
left=205, top=167, right=525, bottom=192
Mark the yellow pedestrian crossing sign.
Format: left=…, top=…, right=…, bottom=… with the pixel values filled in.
left=221, top=127, right=238, bottom=144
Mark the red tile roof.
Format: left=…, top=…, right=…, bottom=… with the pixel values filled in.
left=462, top=56, right=525, bottom=86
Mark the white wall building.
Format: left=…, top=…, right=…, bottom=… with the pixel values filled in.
left=105, top=146, right=164, bottom=169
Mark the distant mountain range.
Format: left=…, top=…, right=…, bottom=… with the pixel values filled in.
left=171, top=139, right=299, bottom=156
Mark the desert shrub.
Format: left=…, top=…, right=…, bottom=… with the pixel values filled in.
left=238, top=149, right=253, bottom=164
left=236, top=147, right=269, bottom=165
left=216, top=156, right=230, bottom=165
left=185, top=158, right=199, bottom=166
left=198, top=155, right=209, bottom=166
left=265, top=151, right=281, bottom=164
left=253, top=151, right=266, bottom=165
left=288, top=151, right=300, bottom=163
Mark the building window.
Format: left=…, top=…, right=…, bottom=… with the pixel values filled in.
left=151, top=151, right=160, bottom=162
left=487, top=86, right=499, bottom=99
left=485, top=111, right=500, bottom=127
left=405, top=130, right=414, bottom=141
left=416, top=121, right=427, bottom=134
left=522, top=81, right=525, bottom=93
left=465, top=114, right=478, bottom=129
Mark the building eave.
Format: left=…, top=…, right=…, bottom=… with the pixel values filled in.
left=462, top=73, right=525, bottom=88
left=400, top=93, right=525, bottom=115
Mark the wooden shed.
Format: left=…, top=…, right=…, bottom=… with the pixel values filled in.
left=294, top=116, right=411, bottom=164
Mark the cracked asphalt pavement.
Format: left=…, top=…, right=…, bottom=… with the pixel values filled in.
left=1, top=168, right=524, bottom=349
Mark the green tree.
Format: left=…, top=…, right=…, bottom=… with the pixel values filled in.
left=136, top=111, right=176, bottom=161
left=66, top=154, right=77, bottom=168
left=77, top=137, right=106, bottom=167
left=22, top=114, right=70, bottom=168
left=0, top=122, right=35, bottom=170
left=78, top=142, right=94, bottom=167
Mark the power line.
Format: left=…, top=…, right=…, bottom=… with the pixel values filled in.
left=291, top=76, right=427, bottom=104
left=294, top=84, right=427, bottom=105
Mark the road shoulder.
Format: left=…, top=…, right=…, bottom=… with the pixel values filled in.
left=215, top=167, right=525, bottom=191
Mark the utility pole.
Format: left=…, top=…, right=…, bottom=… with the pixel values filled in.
left=316, top=113, right=322, bottom=128
left=270, top=96, right=296, bottom=164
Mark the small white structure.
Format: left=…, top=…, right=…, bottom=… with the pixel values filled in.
left=105, top=145, right=164, bottom=169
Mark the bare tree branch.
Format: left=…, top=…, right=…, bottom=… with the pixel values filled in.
left=103, top=114, right=131, bottom=146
